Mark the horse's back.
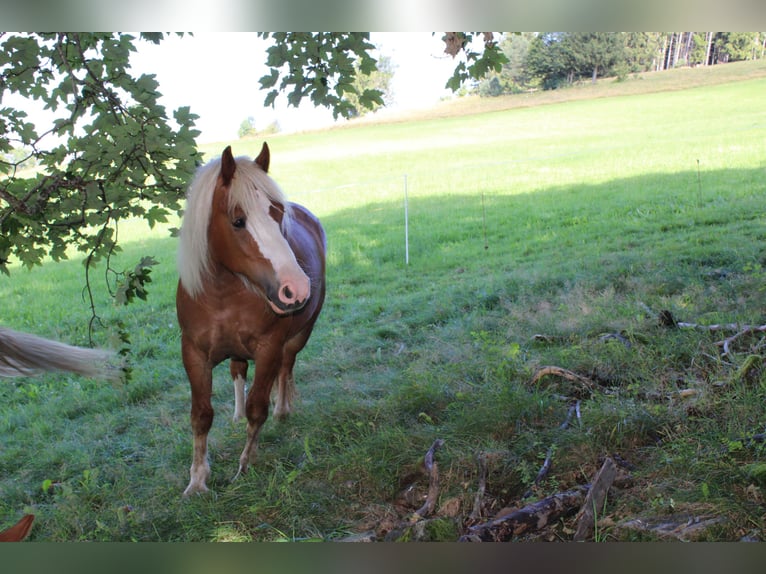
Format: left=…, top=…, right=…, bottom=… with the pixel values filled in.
left=289, top=202, right=326, bottom=256
left=287, top=202, right=326, bottom=324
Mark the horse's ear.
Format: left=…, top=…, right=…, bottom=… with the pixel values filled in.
left=221, top=146, right=236, bottom=186
left=255, top=142, right=270, bottom=173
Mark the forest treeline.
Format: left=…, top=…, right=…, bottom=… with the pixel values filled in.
left=478, top=32, right=766, bottom=94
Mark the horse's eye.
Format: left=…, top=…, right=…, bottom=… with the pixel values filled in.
left=232, top=217, right=246, bottom=229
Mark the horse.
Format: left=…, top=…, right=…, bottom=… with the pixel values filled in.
left=0, top=327, right=119, bottom=380
left=176, top=143, right=326, bottom=496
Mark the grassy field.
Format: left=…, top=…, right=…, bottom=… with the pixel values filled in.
left=2, top=60, right=766, bottom=541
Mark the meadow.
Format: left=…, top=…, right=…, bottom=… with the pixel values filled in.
left=2, top=60, right=766, bottom=541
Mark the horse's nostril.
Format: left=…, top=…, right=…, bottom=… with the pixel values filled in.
left=282, top=286, right=294, bottom=301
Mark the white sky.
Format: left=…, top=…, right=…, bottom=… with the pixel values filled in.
left=129, top=32, right=460, bottom=143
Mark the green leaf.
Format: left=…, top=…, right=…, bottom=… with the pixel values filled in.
left=259, top=70, right=280, bottom=89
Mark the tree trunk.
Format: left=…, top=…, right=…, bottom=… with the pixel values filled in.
left=658, top=35, right=668, bottom=70
left=664, top=33, right=675, bottom=69
left=592, top=65, right=598, bottom=83
left=684, top=32, right=694, bottom=66
left=673, top=32, right=683, bottom=67
left=705, top=32, right=713, bottom=66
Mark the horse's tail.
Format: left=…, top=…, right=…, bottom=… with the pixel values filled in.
left=0, top=327, right=122, bottom=381
left=0, top=514, right=34, bottom=542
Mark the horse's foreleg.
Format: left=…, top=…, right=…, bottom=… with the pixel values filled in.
left=182, top=343, right=214, bottom=497
left=273, top=331, right=312, bottom=419
left=236, top=347, right=281, bottom=478
left=230, top=359, right=248, bottom=422
left=186, top=432, right=211, bottom=497
left=273, top=353, right=297, bottom=420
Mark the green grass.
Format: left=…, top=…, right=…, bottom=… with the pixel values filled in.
left=2, top=60, right=766, bottom=541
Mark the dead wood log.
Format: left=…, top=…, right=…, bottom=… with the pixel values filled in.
left=412, top=439, right=445, bottom=520
left=460, top=486, right=589, bottom=542
left=574, top=457, right=617, bottom=541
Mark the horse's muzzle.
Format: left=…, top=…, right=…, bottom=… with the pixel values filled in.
left=266, top=283, right=309, bottom=315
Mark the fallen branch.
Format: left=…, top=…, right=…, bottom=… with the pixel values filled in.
left=574, top=457, right=617, bottom=541
left=412, top=439, right=445, bottom=520
left=461, top=486, right=589, bottom=542
left=676, top=321, right=761, bottom=333
left=599, top=333, right=631, bottom=348
left=522, top=446, right=554, bottom=500
left=522, top=402, right=579, bottom=499
left=530, top=366, right=596, bottom=394
left=469, top=452, right=488, bottom=521
left=657, top=309, right=766, bottom=358
left=657, top=308, right=739, bottom=332
left=715, top=327, right=766, bottom=358
left=618, top=514, right=726, bottom=542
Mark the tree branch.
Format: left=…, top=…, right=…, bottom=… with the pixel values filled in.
left=412, top=439, right=445, bottom=520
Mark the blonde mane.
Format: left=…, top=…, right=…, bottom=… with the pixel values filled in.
left=177, top=155, right=292, bottom=298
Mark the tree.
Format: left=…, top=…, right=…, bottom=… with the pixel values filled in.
left=477, top=33, right=534, bottom=96
left=0, top=33, right=200, bottom=329
left=565, top=33, right=626, bottom=83
left=344, top=53, right=395, bottom=117
left=258, top=32, right=507, bottom=117
left=238, top=116, right=258, bottom=138
left=525, top=33, right=575, bottom=89
left=689, top=33, right=713, bottom=66
left=257, top=32, right=384, bottom=120
left=713, top=32, right=760, bottom=63
left=623, top=33, right=665, bottom=72
left=526, top=33, right=632, bottom=89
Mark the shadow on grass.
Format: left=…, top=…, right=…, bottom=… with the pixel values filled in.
left=319, top=165, right=765, bottom=308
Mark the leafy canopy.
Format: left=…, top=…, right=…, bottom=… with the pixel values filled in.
left=258, top=32, right=508, bottom=118
left=0, top=33, right=201, bottom=320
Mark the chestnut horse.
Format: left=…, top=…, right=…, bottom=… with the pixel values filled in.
left=176, top=143, right=326, bottom=496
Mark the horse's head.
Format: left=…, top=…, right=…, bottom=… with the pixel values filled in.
left=207, top=143, right=310, bottom=314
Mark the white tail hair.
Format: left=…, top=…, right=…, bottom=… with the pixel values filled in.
left=0, top=327, right=122, bottom=381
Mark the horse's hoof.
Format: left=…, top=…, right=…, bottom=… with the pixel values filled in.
left=272, top=409, right=291, bottom=421
left=182, top=483, right=209, bottom=497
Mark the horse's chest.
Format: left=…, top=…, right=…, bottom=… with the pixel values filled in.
left=180, top=295, right=281, bottom=355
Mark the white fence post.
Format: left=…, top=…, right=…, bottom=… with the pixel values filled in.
left=404, top=174, right=409, bottom=265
